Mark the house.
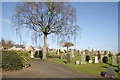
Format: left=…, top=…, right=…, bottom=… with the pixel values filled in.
left=28, top=45, right=35, bottom=51
left=9, top=45, right=25, bottom=51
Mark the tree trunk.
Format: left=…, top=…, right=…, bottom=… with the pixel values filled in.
left=42, top=34, right=47, bottom=60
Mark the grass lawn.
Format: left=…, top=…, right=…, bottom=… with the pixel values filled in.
left=48, top=55, right=118, bottom=77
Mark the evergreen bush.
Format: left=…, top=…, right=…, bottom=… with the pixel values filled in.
left=2, top=51, right=22, bottom=71
left=103, top=56, right=108, bottom=63
left=86, top=55, right=90, bottom=61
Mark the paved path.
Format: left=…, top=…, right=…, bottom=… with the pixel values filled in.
left=2, top=59, right=97, bottom=78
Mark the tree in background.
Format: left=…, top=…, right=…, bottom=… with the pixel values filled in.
left=0, top=38, right=14, bottom=49
left=63, top=42, right=74, bottom=51
left=12, top=2, right=80, bottom=60
left=1, top=38, right=6, bottom=49
left=85, top=49, right=89, bottom=56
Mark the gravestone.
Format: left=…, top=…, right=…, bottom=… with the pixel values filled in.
left=89, top=60, right=92, bottom=63
left=100, top=55, right=104, bottom=62
left=71, top=50, right=75, bottom=57
left=105, top=68, right=116, bottom=78
left=67, top=53, right=71, bottom=63
left=83, top=51, right=85, bottom=55
left=57, top=49, right=59, bottom=55
left=112, top=52, right=117, bottom=65
left=75, top=61, right=80, bottom=65
left=95, top=56, right=99, bottom=63
left=79, top=51, right=81, bottom=56
left=31, top=51, right=34, bottom=58
left=60, top=53, right=64, bottom=59
left=81, top=53, right=86, bottom=65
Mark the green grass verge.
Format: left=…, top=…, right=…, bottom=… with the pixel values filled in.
left=48, top=56, right=118, bottom=77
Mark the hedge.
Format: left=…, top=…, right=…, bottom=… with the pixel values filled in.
left=2, top=51, right=22, bottom=71
left=17, top=51, right=31, bottom=68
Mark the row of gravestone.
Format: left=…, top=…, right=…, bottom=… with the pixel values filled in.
left=64, top=53, right=120, bottom=78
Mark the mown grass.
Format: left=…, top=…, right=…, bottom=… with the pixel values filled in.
left=48, top=55, right=118, bottom=77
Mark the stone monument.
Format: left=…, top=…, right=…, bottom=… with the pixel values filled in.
left=95, top=56, right=99, bottom=63
left=81, top=53, right=86, bottom=65
left=71, top=50, right=75, bottom=57
left=89, top=60, right=92, bottom=63
left=67, top=53, right=71, bottom=63
left=112, top=52, right=117, bottom=65
left=31, top=51, right=34, bottom=58
left=105, top=68, right=116, bottom=78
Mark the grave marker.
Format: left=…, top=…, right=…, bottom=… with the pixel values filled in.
left=67, top=53, right=71, bottom=63
left=105, top=68, right=116, bottom=78
left=81, top=53, right=86, bottom=65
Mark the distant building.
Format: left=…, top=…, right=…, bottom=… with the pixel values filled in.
left=28, top=45, right=35, bottom=51
left=9, top=45, right=25, bottom=51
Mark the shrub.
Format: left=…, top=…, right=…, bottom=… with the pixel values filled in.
left=17, top=51, right=31, bottom=68
left=103, top=57, right=108, bottom=63
left=2, top=51, right=22, bottom=71
left=98, top=52, right=101, bottom=60
left=34, top=51, right=39, bottom=58
left=33, top=50, right=43, bottom=59
left=86, top=55, right=90, bottom=61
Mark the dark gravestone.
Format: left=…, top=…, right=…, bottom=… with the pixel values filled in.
left=105, top=68, right=116, bottom=78
left=67, top=54, right=71, bottom=63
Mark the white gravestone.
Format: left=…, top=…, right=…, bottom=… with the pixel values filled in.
left=57, top=49, right=59, bottom=55
left=95, top=56, right=99, bottom=63
left=79, top=51, right=81, bottom=56
left=83, top=51, right=85, bottom=55
left=75, top=61, right=80, bottom=65
left=81, top=53, right=86, bottom=65
left=31, top=51, right=34, bottom=58
left=89, top=60, right=92, bottom=63
left=71, top=50, right=75, bottom=57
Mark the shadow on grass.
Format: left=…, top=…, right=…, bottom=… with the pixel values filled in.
left=106, top=63, right=118, bottom=67
left=63, top=61, right=67, bottom=64
left=100, top=71, right=106, bottom=77
left=102, top=66, right=119, bottom=73
left=102, top=66, right=108, bottom=68
left=47, top=56, right=60, bottom=58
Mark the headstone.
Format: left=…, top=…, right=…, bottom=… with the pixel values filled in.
left=75, top=61, right=80, bottom=65
left=89, top=60, right=92, bottom=63
left=79, top=51, right=81, bottom=56
left=112, top=52, right=117, bottom=65
left=71, top=50, right=74, bottom=57
left=105, top=68, right=116, bottom=78
left=95, top=56, right=99, bottom=63
left=57, top=49, right=59, bottom=55
left=81, top=53, right=86, bottom=65
left=101, top=55, right=104, bottom=62
left=31, top=51, right=34, bottom=58
left=83, top=51, right=85, bottom=55
left=67, top=53, right=71, bottom=63
left=60, top=53, right=63, bottom=59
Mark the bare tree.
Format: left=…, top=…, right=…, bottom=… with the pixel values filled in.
left=12, top=2, right=80, bottom=60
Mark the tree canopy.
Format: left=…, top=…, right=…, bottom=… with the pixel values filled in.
left=12, top=2, right=80, bottom=60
